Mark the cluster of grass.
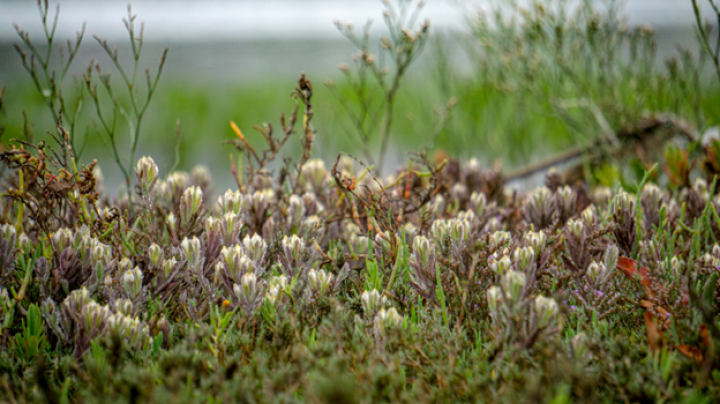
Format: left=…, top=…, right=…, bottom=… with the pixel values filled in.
left=1, top=0, right=720, bottom=402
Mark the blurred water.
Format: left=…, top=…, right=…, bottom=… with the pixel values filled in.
left=1, top=0, right=714, bottom=81
left=0, top=0, right=713, bottom=43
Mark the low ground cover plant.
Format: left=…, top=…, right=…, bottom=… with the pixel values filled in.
left=1, top=97, right=720, bottom=402
left=1, top=0, right=720, bottom=403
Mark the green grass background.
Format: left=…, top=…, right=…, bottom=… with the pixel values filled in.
left=2, top=35, right=720, bottom=192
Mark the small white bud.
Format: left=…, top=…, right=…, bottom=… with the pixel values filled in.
left=148, top=244, right=163, bottom=267
left=490, top=255, right=512, bottom=276
left=534, top=295, right=558, bottom=328
left=501, top=270, right=526, bottom=302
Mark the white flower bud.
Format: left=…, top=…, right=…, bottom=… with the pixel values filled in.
left=181, top=237, right=203, bottom=269
left=121, top=267, right=143, bottom=300
left=493, top=230, right=511, bottom=246
left=204, top=216, right=217, bottom=233
left=501, top=270, right=526, bottom=302
left=531, top=186, right=552, bottom=208
left=213, top=261, right=224, bottom=284
left=167, top=172, right=189, bottom=196
left=243, top=233, right=267, bottom=265
left=288, top=194, right=306, bottom=224
left=308, top=268, right=334, bottom=296
left=117, top=257, right=133, bottom=275
left=361, top=289, right=384, bottom=315
left=513, top=247, right=535, bottom=270
left=218, top=189, right=242, bottom=215
left=270, top=275, right=289, bottom=290
left=430, top=194, right=445, bottom=217
left=558, top=186, right=574, bottom=211
left=568, top=219, right=584, bottom=237
left=586, top=261, right=606, bottom=285
left=490, top=255, right=512, bottom=276
left=148, top=243, right=164, bottom=267
left=17, top=232, right=32, bottom=255
left=234, top=272, right=259, bottom=303
left=703, top=253, right=714, bottom=267
left=534, top=295, right=558, bottom=328
left=449, top=217, right=471, bottom=243
left=162, top=258, right=177, bottom=279
left=613, top=191, right=635, bottom=213
left=413, top=236, right=434, bottom=267
left=449, top=183, right=468, bottom=202
left=221, top=245, right=254, bottom=280
left=581, top=206, right=597, bottom=226
left=470, top=192, right=487, bottom=217
left=282, top=235, right=306, bottom=262
left=180, top=186, right=204, bottom=225
left=166, top=213, right=177, bottom=234
left=116, top=298, right=134, bottom=316
left=670, top=256, right=684, bottom=277
left=134, top=156, right=159, bottom=197
left=642, top=183, right=661, bottom=203
left=430, top=219, right=448, bottom=242
left=571, top=332, right=589, bottom=360
left=486, top=286, right=502, bottom=314
left=604, top=244, right=619, bottom=272
left=251, top=189, right=275, bottom=215
left=265, top=285, right=281, bottom=306
left=52, top=228, right=73, bottom=252
left=300, top=159, right=327, bottom=191
left=1, top=224, right=16, bottom=244
left=301, top=215, right=322, bottom=235
left=374, top=307, right=403, bottom=335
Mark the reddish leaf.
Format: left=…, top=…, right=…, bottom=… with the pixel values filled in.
left=700, top=324, right=715, bottom=357
left=640, top=300, right=671, bottom=329
left=644, top=311, right=663, bottom=353
left=617, top=257, right=654, bottom=297
left=700, top=324, right=713, bottom=352
left=676, top=344, right=704, bottom=362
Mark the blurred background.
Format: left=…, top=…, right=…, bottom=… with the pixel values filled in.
left=1, top=0, right=719, bottom=192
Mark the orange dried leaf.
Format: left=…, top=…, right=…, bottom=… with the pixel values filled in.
left=676, top=344, right=704, bottom=362
left=230, top=121, right=246, bottom=141
left=700, top=324, right=713, bottom=350
left=644, top=311, right=663, bottom=353
left=641, top=300, right=671, bottom=329
left=617, top=257, right=654, bottom=297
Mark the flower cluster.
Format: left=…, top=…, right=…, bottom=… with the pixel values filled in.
left=2, top=149, right=719, bottom=391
